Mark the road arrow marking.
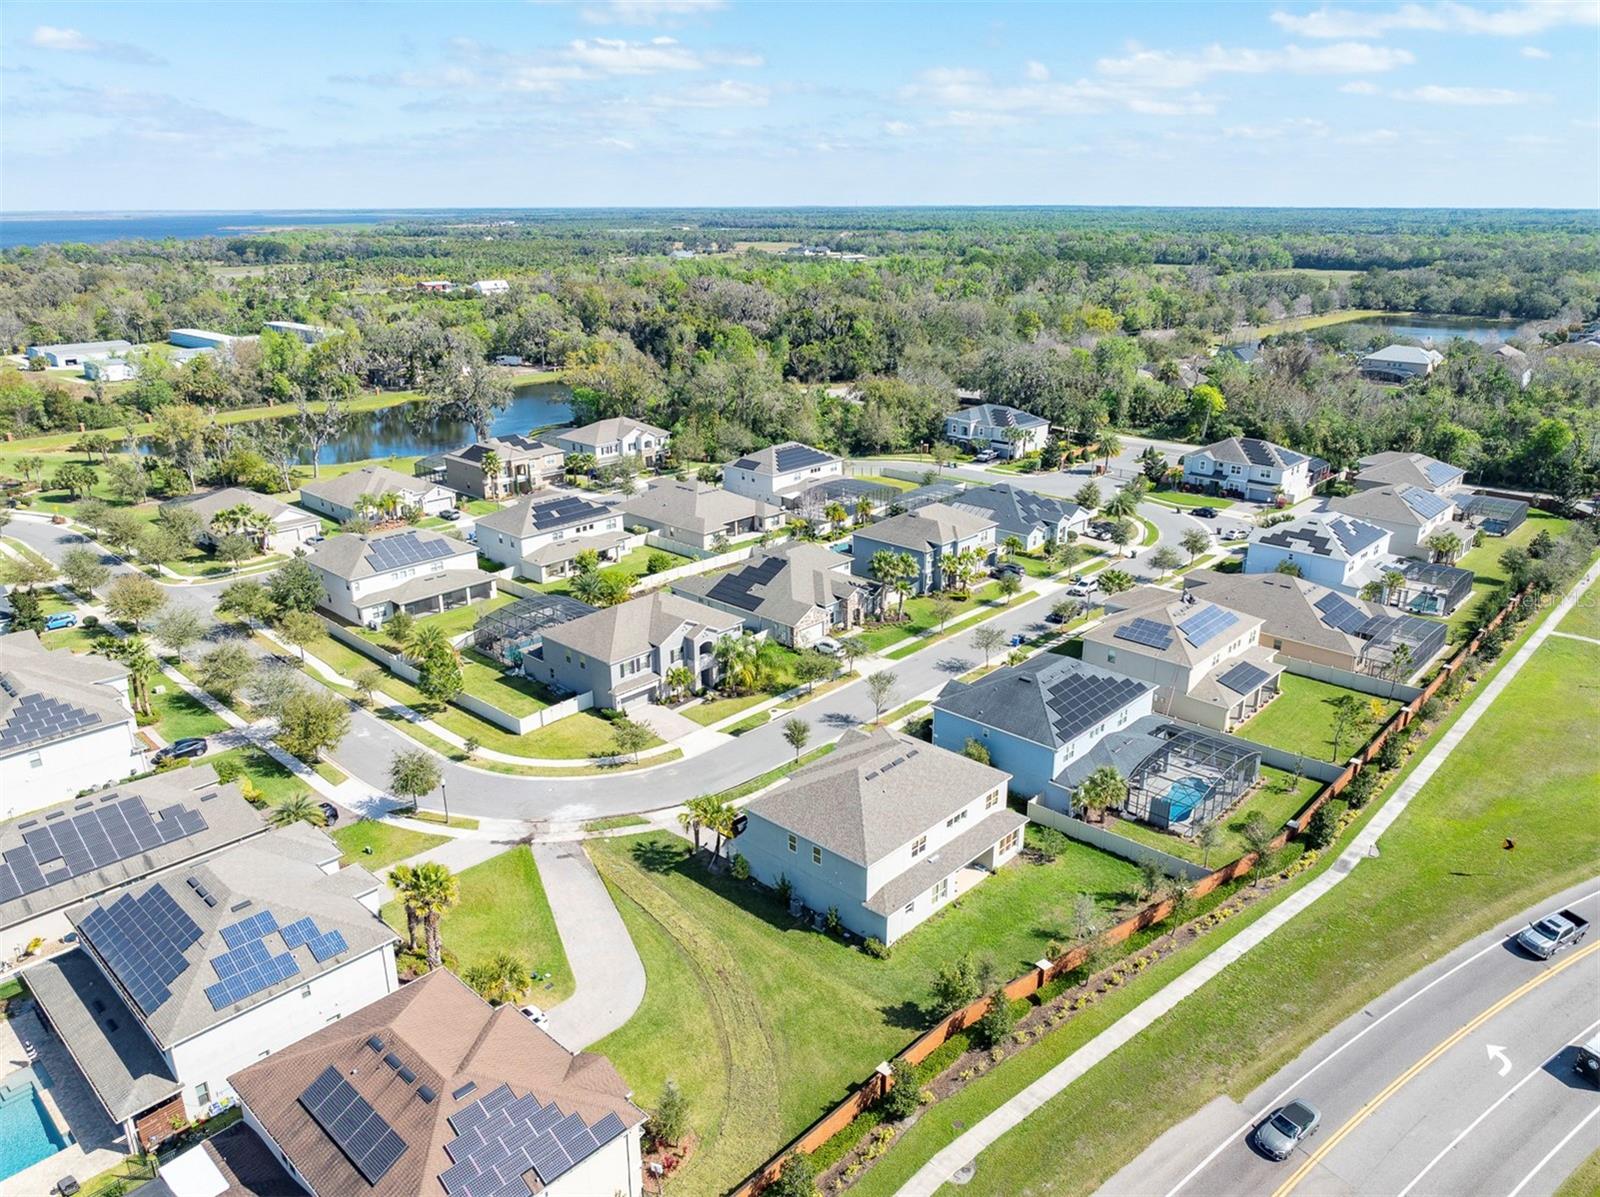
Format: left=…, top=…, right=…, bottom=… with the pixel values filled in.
left=1486, top=1044, right=1512, bottom=1076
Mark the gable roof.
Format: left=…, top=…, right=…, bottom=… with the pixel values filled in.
left=539, top=590, right=743, bottom=664
left=306, top=527, right=474, bottom=582
left=443, top=434, right=562, bottom=466
left=554, top=416, right=668, bottom=448
left=950, top=403, right=1048, bottom=430
left=0, top=631, right=130, bottom=757
left=1354, top=451, right=1466, bottom=491
left=1194, top=436, right=1308, bottom=471
left=673, top=543, right=864, bottom=627
left=1363, top=344, right=1443, bottom=366
left=229, top=968, right=643, bottom=1197
left=949, top=483, right=1083, bottom=540
left=746, top=727, right=1011, bottom=868
left=1331, top=484, right=1456, bottom=528
left=1082, top=592, right=1261, bottom=669
left=169, top=487, right=316, bottom=529
left=299, top=466, right=437, bottom=510
left=726, top=441, right=840, bottom=476
left=856, top=502, right=996, bottom=553
left=1182, top=569, right=1385, bottom=655
left=474, top=493, right=616, bottom=540
left=1250, top=514, right=1389, bottom=562
left=619, top=478, right=781, bottom=535
left=934, top=654, right=1153, bottom=750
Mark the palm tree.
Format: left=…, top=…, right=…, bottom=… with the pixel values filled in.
left=405, top=622, right=455, bottom=665
left=1102, top=485, right=1139, bottom=521
left=463, top=951, right=532, bottom=1006
left=824, top=501, right=849, bottom=532
left=377, top=491, right=403, bottom=523
left=1381, top=567, right=1407, bottom=604
left=677, top=801, right=705, bottom=852
left=389, top=863, right=423, bottom=951
left=854, top=495, right=874, bottom=526
left=269, top=793, right=328, bottom=829
left=1000, top=535, right=1026, bottom=562
left=1426, top=531, right=1463, bottom=564
left=1074, top=766, right=1127, bottom=824
left=102, top=635, right=158, bottom=717
left=701, top=795, right=737, bottom=861
left=665, top=664, right=694, bottom=701
left=407, top=862, right=459, bottom=970
left=714, top=636, right=761, bottom=695
left=870, top=550, right=917, bottom=619
left=1098, top=431, right=1123, bottom=472
left=240, top=508, right=273, bottom=551
left=480, top=450, right=502, bottom=500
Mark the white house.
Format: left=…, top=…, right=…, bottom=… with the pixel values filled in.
left=230, top=967, right=646, bottom=1197
left=1182, top=437, right=1317, bottom=504
left=671, top=542, right=876, bottom=648
left=25, top=824, right=397, bottom=1152
left=734, top=727, right=1025, bottom=944
left=944, top=404, right=1049, bottom=459
left=167, top=487, right=323, bottom=555
left=475, top=493, right=627, bottom=582
left=950, top=483, right=1090, bottom=551
left=83, top=357, right=138, bottom=382
left=1329, top=484, right=1460, bottom=560
left=1245, top=514, right=1393, bottom=593
left=547, top=418, right=670, bottom=468
left=26, top=340, right=133, bottom=368
left=849, top=502, right=997, bottom=595
left=1360, top=344, right=1443, bottom=381
left=305, top=528, right=497, bottom=626
left=468, top=279, right=510, bottom=295
left=298, top=466, right=456, bottom=525
left=721, top=442, right=844, bottom=505
left=0, top=633, right=143, bottom=818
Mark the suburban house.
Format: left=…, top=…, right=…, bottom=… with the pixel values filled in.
left=1, top=632, right=143, bottom=818
left=1329, top=484, right=1460, bottom=560
left=1353, top=450, right=1466, bottom=495
left=468, top=278, right=510, bottom=295
left=1080, top=593, right=1282, bottom=731
left=229, top=968, right=646, bottom=1197
left=619, top=478, right=784, bottom=553
left=1182, top=570, right=1447, bottom=677
left=1459, top=493, right=1529, bottom=537
left=26, top=824, right=397, bottom=1151
left=734, top=727, right=1025, bottom=945
left=721, top=442, right=844, bottom=505
left=417, top=280, right=453, bottom=293
left=306, top=528, right=498, bottom=626
left=943, top=403, right=1049, bottom=459
left=475, top=494, right=627, bottom=583
left=1360, top=344, right=1443, bottom=381
left=83, top=357, right=137, bottom=382
left=1492, top=343, right=1532, bottom=388
left=27, top=339, right=134, bottom=368
left=547, top=417, right=670, bottom=468
left=298, top=466, right=456, bottom=526
left=932, top=655, right=1156, bottom=811
left=0, top=765, right=265, bottom=962
left=169, top=486, right=323, bottom=555
left=532, top=590, right=745, bottom=708
left=262, top=321, right=330, bottom=344
left=1181, top=437, right=1319, bottom=504
left=1245, top=514, right=1393, bottom=592
left=950, top=482, right=1090, bottom=550
left=671, top=543, right=876, bottom=647
left=441, top=434, right=565, bottom=500
left=849, top=502, right=997, bottom=595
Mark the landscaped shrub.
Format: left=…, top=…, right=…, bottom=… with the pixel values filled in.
left=82, top=613, right=99, bottom=628
left=975, top=989, right=1017, bottom=1048
left=930, top=955, right=991, bottom=1016
left=646, top=551, right=674, bottom=574
left=1305, top=806, right=1336, bottom=850
left=825, top=906, right=843, bottom=936
left=962, top=737, right=990, bottom=765
left=774, top=874, right=793, bottom=906
left=863, top=936, right=890, bottom=959
left=211, top=756, right=243, bottom=784
left=1418, top=697, right=1443, bottom=723
left=730, top=853, right=750, bottom=881
left=1377, top=735, right=1404, bottom=771
left=880, top=1058, right=921, bottom=1121
left=1343, top=769, right=1378, bottom=809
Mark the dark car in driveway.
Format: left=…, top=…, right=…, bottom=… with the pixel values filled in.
left=318, top=801, right=340, bottom=826
left=1255, top=1100, right=1321, bottom=1161
left=154, top=737, right=208, bottom=764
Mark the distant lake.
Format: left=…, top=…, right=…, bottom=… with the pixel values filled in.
left=0, top=210, right=415, bottom=248
left=1330, top=313, right=1522, bottom=345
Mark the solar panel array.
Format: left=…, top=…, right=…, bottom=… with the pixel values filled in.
left=1039, top=670, right=1151, bottom=744
left=80, top=885, right=202, bottom=1014
left=772, top=443, right=836, bottom=472
left=1176, top=604, right=1239, bottom=648
left=364, top=532, right=457, bottom=572
left=204, top=910, right=350, bottom=1010
left=702, top=554, right=788, bottom=613
left=1423, top=459, right=1461, bottom=487
left=1239, top=438, right=1304, bottom=469
left=0, top=794, right=207, bottom=905
left=1399, top=487, right=1454, bottom=520
left=1217, top=662, right=1272, bottom=695
left=0, top=691, right=100, bottom=751
left=1325, top=517, right=1387, bottom=556
left=440, top=1082, right=630, bottom=1197
left=300, top=1066, right=410, bottom=1185
left=1114, top=617, right=1174, bottom=651
left=1314, top=591, right=1372, bottom=636
left=523, top=494, right=611, bottom=531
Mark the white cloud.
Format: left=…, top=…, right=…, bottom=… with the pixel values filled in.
left=1337, top=127, right=1401, bottom=143
left=1094, top=41, right=1413, bottom=89
left=1025, top=60, right=1050, bottom=81
left=882, top=120, right=916, bottom=136
left=1391, top=83, right=1540, bottom=103
left=651, top=79, right=768, bottom=107
left=596, top=135, right=637, bottom=150
left=1340, top=79, right=1383, bottom=93
left=902, top=64, right=1216, bottom=120
left=580, top=0, right=725, bottom=25
left=1270, top=2, right=1599, bottom=39
left=1224, top=117, right=1330, bottom=139
left=564, top=36, right=703, bottom=74
left=1520, top=44, right=1552, bottom=56
left=29, top=24, right=164, bottom=65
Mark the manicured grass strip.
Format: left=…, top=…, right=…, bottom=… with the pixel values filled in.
left=1151, top=490, right=1234, bottom=509
left=384, top=847, right=574, bottom=1003
left=585, top=814, right=650, bottom=832
left=724, top=711, right=771, bottom=735
left=41, top=625, right=105, bottom=654
left=1447, top=510, right=1571, bottom=640
left=685, top=692, right=769, bottom=726
left=1236, top=672, right=1399, bottom=763
left=330, top=820, right=448, bottom=870
left=885, top=594, right=1022, bottom=661
left=1554, top=1145, right=1600, bottom=1197
left=1555, top=570, right=1600, bottom=641
left=151, top=671, right=228, bottom=743
left=411, top=810, right=480, bottom=830
left=202, top=745, right=306, bottom=805
left=313, top=760, right=347, bottom=786
left=851, top=583, right=1003, bottom=654
left=711, top=744, right=836, bottom=803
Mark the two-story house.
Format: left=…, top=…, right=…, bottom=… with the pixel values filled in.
left=441, top=434, right=565, bottom=501
left=950, top=483, right=1090, bottom=551
left=1329, top=484, right=1461, bottom=560
left=735, top=727, right=1025, bottom=944
left=943, top=404, right=1049, bottom=459
left=619, top=478, right=784, bottom=553
left=547, top=418, right=670, bottom=468
left=672, top=543, right=876, bottom=648
left=1079, top=592, right=1282, bottom=731
left=305, top=528, right=498, bottom=626
left=533, top=590, right=746, bottom=708
left=25, top=824, right=397, bottom=1152
left=1359, top=344, right=1443, bottom=381
left=228, top=968, right=646, bottom=1197
left=932, top=655, right=1156, bottom=811
left=1352, top=450, right=1466, bottom=495
left=850, top=503, right=997, bottom=595
left=1, top=632, right=144, bottom=817
left=474, top=494, right=627, bottom=583
left=298, top=466, right=456, bottom=526
left=721, top=442, right=844, bottom=505
left=168, top=487, right=322, bottom=555
left=1181, top=437, right=1318, bottom=504
left=1245, top=514, right=1392, bottom=593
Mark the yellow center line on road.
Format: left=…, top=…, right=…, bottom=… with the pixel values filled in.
left=1272, top=938, right=1600, bottom=1197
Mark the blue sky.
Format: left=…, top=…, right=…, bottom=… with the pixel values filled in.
left=3, top=0, right=1597, bottom=211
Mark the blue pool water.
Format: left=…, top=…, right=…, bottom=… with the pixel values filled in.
left=1162, top=777, right=1212, bottom=823
left=0, top=1081, right=71, bottom=1180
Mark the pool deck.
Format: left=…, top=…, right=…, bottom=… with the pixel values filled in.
left=0, top=1002, right=125, bottom=1197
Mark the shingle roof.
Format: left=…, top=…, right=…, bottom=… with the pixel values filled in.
left=1195, top=437, right=1308, bottom=471
left=168, top=487, right=315, bottom=529
left=1354, top=451, right=1466, bottom=492
left=864, top=809, right=1027, bottom=916
left=1182, top=569, right=1382, bottom=655
left=1082, top=593, right=1261, bottom=669
left=855, top=502, right=996, bottom=553
left=952, top=403, right=1048, bottom=431
left=1331, top=484, right=1456, bottom=528
left=539, top=590, right=743, bottom=664
left=443, top=434, right=562, bottom=466
left=1362, top=344, right=1442, bottom=367
left=0, top=632, right=130, bottom=756
left=619, top=478, right=781, bottom=536
left=298, top=467, right=436, bottom=510
left=306, top=527, right=473, bottom=582
left=726, top=441, right=840, bottom=475
left=745, top=727, right=1011, bottom=868
left=474, top=493, right=616, bottom=540
left=132, top=1122, right=303, bottom=1197
left=229, top=968, right=643, bottom=1197
left=553, top=416, right=668, bottom=448
left=1250, top=514, right=1389, bottom=561
left=949, top=483, right=1083, bottom=541
left=673, top=543, right=865, bottom=627
left=934, top=654, right=1153, bottom=750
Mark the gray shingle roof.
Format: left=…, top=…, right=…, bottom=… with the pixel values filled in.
left=1251, top=514, right=1388, bottom=561
left=672, top=543, right=864, bottom=628
left=1363, top=344, right=1442, bottom=367
left=1082, top=593, right=1261, bottom=668
left=726, top=442, right=840, bottom=475
left=1331, top=484, right=1457, bottom=528
left=0, top=632, right=130, bottom=756
left=1182, top=569, right=1379, bottom=655
left=444, top=434, right=562, bottom=466
left=475, top=493, right=616, bottom=540
left=1354, top=451, right=1465, bottom=492
left=1196, top=436, right=1308, bottom=470
left=619, top=479, right=781, bottom=536
left=553, top=417, right=668, bottom=449
left=168, top=487, right=316, bottom=529
left=305, top=527, right=473, bottom=582
left=745, top=727, right=1011, bottom=868
left=953, top=403, right=1048, bottom=430
left=949, top=483, right=1083, bottom=541
left=298, top=466, right=436, bottom=511
left=934, top=654, right=1154, bottom=750
left=538, top=590, right=743, bottom=664
left=855, top=502, right=996, bottom=553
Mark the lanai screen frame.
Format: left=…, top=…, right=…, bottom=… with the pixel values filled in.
left=1121, top=726, right=1262, bottom=832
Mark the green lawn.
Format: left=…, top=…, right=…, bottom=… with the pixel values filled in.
left=1102, top=766, right=1322, bottom=868
left=905, top=623, right=1600, bottom=1197
left=853, top=474, right=917, bottom=492
left=458, top=648, right=556, bottom=717
left=590, top=827, right=1143, bottom=1194
left=1556, top=571, right=1600, bottom=640
left=1152, top=490, right=1233, bottom=509
left=682, top=643, right=810, bottom=726
left=420, top=591, right=516, bottom=639
left=202, top=745, right=306, bottom=805
left=330, top=820, right=448, bottom=870
left=531, top=544, right=695, bottom=598
left=1237, top=673, right=1399, bottom=763
left=852, top=583, right=1004, bottom=653
left=384, top=847, right=574, bottom=1003
left=40, top=625, right=103, bottom=654
left=151, top=671, right=228, bottom=743
left=1448, top=510, right=1571, bottom=639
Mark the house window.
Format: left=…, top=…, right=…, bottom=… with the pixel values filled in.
left=195, top=1082, right=211, bottom=1107
left=999, top=829, right=1020, bottom=854
left=932, top=877, right=950, bottom=903
left=28, top=752, right=42, bottom=769
left=986, top=792, right=1000, bottom=810
left=812, top=845, right=822, bottom=866
left=904, top=901, right=915, bottom=915
left=945, top=810, right=967, bottom=829
left=787, top=833, right=797, bottom=853
left=911, top=835, right=927, bottom=858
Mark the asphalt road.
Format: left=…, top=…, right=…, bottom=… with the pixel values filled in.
left=1099, top=881, right=1600, bottom=1197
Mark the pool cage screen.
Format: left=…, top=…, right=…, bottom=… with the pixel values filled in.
left=1121, top=727, right=1262, bottom=832
left=470, top=594, right=596, bottom=669
left=788, top=478, right=901, bottom=524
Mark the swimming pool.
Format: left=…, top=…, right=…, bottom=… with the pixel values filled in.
left=1161, top=777, right=1213, bottom=823
left=0, top=1076, right=71, bottom=1181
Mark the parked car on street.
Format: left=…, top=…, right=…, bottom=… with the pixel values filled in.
left=996, top=562, right=1024, bottom=578
left=1515, top=908, right=1589, bottom=959
left=1066, top=579, right=1099, bottom=597
left=1193, top=506, right=1219, bottom=518
left=1222, top=527, right=1249, bottom=541
left=1576, top=1035, right=1600, bottom=1087
left=1255, top=1100, right=1321, bottom=1161
left=43, top=611, right=79, bottom=631
left=154, top=737, right=208, bottom=764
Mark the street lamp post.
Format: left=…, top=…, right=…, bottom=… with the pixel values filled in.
left=438, top=778, right=450, bottom=827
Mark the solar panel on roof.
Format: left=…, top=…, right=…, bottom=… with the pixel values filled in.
left=1400, top=487, right=1453, bottom=520
left=299, top=1066, right=410, bottom=1185
left=80, top=885, right=202, bottom=1014
left=1217, top=662, right=1271, bottom=695
left=0, top=693, right=99, bottom=751
left=220, top=909, right=279, bottom=948
left=1314, top=591, right=1371, bottom=635
left=440, top=1083, right=632, bottom=1196
left=1177, top=604, right=1239, bottom=648
left=773, top=443, right=835, bottom=472
left=307, top=929, right=348, bottom=962
left=1114, top=617, right=1174, bottom=651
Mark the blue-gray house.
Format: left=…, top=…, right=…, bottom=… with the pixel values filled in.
left=932, top=654, right=1156, bottom=812
left=849, top=503, right=996, bottom=595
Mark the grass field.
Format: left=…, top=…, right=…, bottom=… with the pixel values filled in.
left=531, top=544, right=694, bottom=598
left=1556, top=575, right=1600, bottom=640
left=383, top=847, right=574, bottom=1003
left=151, top=671, right=228, bottom=743
left=682, top=644, right=810, bottom=726
left=330, top=820, right=447, bottom=870
left=1448, top=510, right=1571, bottom=639
left=1103, top=765, right=1322, bottom=867
left=1237, top=673, right=1399, bottom=763
left=200, top=745, right=305, bottom=806
left=1152, top=490, right=1234, bottom=510
left=589, top=827, right=1143, bottom=1194
left=851, top=584, right=1599, bottom=1197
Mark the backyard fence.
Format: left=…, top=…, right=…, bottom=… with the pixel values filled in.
left=728, top=580, right=1531, bottom=1197
left=1278, top=657, right=1424, bottom=704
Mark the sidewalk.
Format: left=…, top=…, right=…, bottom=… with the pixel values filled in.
left=893, top=557, right=1600, bottom=1196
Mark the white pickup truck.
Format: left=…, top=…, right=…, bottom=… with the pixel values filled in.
left=1514, top=908, right=1589, bottom=959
